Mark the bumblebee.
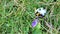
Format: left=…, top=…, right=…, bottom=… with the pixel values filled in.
left=35, top=8, right=46, bottom=18
left=35, top=11, right=44, bottom=17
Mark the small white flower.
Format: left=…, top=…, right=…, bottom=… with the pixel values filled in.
left=35, top=7, right=46, bottom=16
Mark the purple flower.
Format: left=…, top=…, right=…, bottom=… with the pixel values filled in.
left=32, top=19, right=39, bottom=27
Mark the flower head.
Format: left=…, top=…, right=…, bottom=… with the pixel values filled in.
left=32, top=19, right=39, bottom=27
left=35, top=7, right=46, bottom=16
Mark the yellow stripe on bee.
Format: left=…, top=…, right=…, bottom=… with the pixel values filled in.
left=36, top=13, right=40, bottom=16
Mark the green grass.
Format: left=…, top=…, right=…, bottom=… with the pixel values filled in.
left=0, top=0, right=60, bottom=34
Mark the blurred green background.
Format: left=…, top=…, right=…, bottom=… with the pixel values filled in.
left=0, top=0, right=60, bottom=34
